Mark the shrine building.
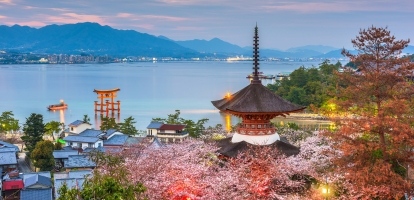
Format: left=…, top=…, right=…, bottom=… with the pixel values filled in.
left=211, top=25, right=306, bottom=157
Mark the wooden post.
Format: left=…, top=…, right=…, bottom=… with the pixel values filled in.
left=94, top=101, right=98, bottom=114
left=117, top=100, right=120, bottom=113
left=111, top=94, right=115, bottom=113
left=105, top=100, right=109, bottom=116
left=100, top=94, right=104, bottom=115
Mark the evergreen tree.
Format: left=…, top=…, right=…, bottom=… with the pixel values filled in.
left=0, top=111, right=20, bottom=133
left=21, top=113, right=45, bottom=156
left=100, top=116, right=119, bottom=132
left=119, top=116, right=138, bottom=136
left=45, top=120, right=63, bottom=140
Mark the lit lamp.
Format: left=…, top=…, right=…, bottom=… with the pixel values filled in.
left=321, top=184, right=330, bottom=200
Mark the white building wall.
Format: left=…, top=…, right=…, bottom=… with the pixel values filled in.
left=70, top=123, right=92, bottom=134
left=147, top=128, right=158, bottom=136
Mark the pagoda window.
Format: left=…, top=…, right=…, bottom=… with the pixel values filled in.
left=252, top=125, right=255, bottom=129
left=263, top=124, right=266, bottom=128
left=258, top=125, right=262, bottom=128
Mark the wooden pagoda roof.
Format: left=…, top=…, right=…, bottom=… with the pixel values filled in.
left=93, top=88, right=120, bottom=94
left=211, top=83, right=306, bottom=114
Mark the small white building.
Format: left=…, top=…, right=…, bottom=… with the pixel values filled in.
left=67, top=120, right=92, bottom=135
left=146, top=121, right=188, bottom=143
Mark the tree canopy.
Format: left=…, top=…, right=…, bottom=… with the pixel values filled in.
left=45, top=120, right=63, bottom=140
left=57, top=151, right=146, bottom=200
left=100, top=116, right=119, bottom=132
left=0, top=111, right=20, bottom=133
left=21, top=113, right=45, bottom=156
left=119, top=116, right=138, bottom=136
left=267, top=60, right=340, bottom=108
left=152, top=110, right=209, bottom=138
left=31, top=140, right=55, bottom=171
left=325, top=26, right=414, bottom=199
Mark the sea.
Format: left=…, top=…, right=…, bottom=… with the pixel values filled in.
left=0, top=61, right=333, bottom=131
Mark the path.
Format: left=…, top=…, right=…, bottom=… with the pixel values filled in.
left=17, top=152, right=32, bottom=173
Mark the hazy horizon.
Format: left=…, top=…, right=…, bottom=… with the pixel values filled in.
left=0, top=0, right=413, bottom=50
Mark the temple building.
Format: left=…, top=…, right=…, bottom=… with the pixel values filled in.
left=212, top=25, right=306, bottom=157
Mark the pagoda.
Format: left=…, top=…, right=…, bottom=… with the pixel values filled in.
left=211, top=25, right=306, bottom=156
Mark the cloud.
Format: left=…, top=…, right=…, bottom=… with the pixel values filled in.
left=0, top=15, right=7, bottom=19
left=0, top=0, right=13, bottom=5
left=171, top=26, right=205, bottom=31
left=5, top=21, right=47, bottom=27
left=261, top=1, right=414, bottom=13
left=46, top=13, right=108, bottom=25
left=116, top=13, right=189, bottom=21
left=132, top=24, right=155, bottom=30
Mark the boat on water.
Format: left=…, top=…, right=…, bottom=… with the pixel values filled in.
left=47, top=100, right=68, bottom=110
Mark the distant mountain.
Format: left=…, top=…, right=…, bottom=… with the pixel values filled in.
left=0, top=23, right=199, bottom=57
left=314, top=49, right=358, bottom=58
left=175, top=38, right=246, bottom=54
left=286, top=45, right=338, bottom=54
left=157, top=35, right=173, bottom=41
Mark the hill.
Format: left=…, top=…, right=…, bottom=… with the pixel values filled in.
left=0, top=23, right=199, bottom=57
left=286, top=45, right=338, bottom=54
left=175, top=38, right=246, bottom=54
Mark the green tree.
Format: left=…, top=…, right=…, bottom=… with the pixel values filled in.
left=119, top=116, right=138, bottom=136
left=57, top=152, right=146, bottom=200
left=54, top=142, right=63, bottom=150
left=21, top=113, right=45, bottom=156
left=0, top=111, right=20, bottom=133
left=31, top=140, right=55, bottom=171
left=45, top=120, right=63, bottom=140
left=152, top=110, right=209, bottom=138
left=83, top=114, right=90, bottom=124
left=100, top=116, right=119, bottom=132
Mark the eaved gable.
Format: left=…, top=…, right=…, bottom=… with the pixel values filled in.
left=67, top=120, right=92, bottom=135
left=146, top=121, right=188, bottom=143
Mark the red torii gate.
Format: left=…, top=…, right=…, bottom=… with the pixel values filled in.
left=93, top=88, right=121, bottom=116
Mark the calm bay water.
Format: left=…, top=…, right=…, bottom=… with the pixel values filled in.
left=0, top=61, right=326, bottom=130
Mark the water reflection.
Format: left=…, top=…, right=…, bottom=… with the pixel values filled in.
left=59, top=110, right=65, bottom=124
left=94, top=113, right=120, bottom=130
left=220, top=112, right=241, bottom=132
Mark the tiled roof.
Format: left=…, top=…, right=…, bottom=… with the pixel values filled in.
left=0, top=151, right=17, bottom=165
left=159, top=124, right=186, bottom=130
left=20, top=188, right=52, bottom=200
left=63, top=135, right=100, bottom=143
left=150, top=137, right=166, bottom=148
left=64, top=155, right=96, bottom=168
left=53, top=150, right=78, bottom=159
left=68, top=120, right=90, bottom=127
left=212, top=83, right=306, bottom=113
left=82, top=147, right=105, bottom=153
left=0, top=140, right=20, bottom=152
left=24, top=174, right=52, bottom=188
left=79, top=129, right=103, bottom=137
left=103, top=129, right=117, bottom=137
left=23, top=172, right=51, bottom=180
left=69, top=170, right=92, bottom=179
left=147, top=121, right=163, bottom=129
left=54, top=178, right=86, bottom=199
left=103, top=135, right=129, bottom=146
left=124, top=137, right=144, bottom=146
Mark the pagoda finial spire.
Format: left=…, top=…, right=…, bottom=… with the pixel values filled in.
left=251, top=24, right=261, bottom=84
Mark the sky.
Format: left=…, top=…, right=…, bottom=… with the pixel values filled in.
left=0, top=0, right=413, bottom=50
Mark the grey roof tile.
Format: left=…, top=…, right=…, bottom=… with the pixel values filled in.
left=64, top=155, right=96, bottom=168
left=124, top=137, right=144, bottom=146
left=103, top=135, right=129, bottom=146
left=79, top=129, right=103, bottom=137
left=69, top=170, right=92, bottom=178
left=0, top=140, right=20, bottom=152
left=103, top=129, right=117, bottom=137
left=20, top=188, right=52, bottom=200
left=24, top=174, right=52, bottom=188
left=68, top=120, right=90, bottom=127
left=0, top=151, right=17, bottom=165
left=63, top=135, right=100, bottom=143
left=147, top=121, right=163, bottom=129
left=53, top=150, right=78, bottom=159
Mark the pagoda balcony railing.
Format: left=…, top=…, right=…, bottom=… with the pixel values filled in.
left=236, top=126, right=276, bottom=135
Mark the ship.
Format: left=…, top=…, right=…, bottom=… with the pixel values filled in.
left=47, top=100, right=68, bottom=110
